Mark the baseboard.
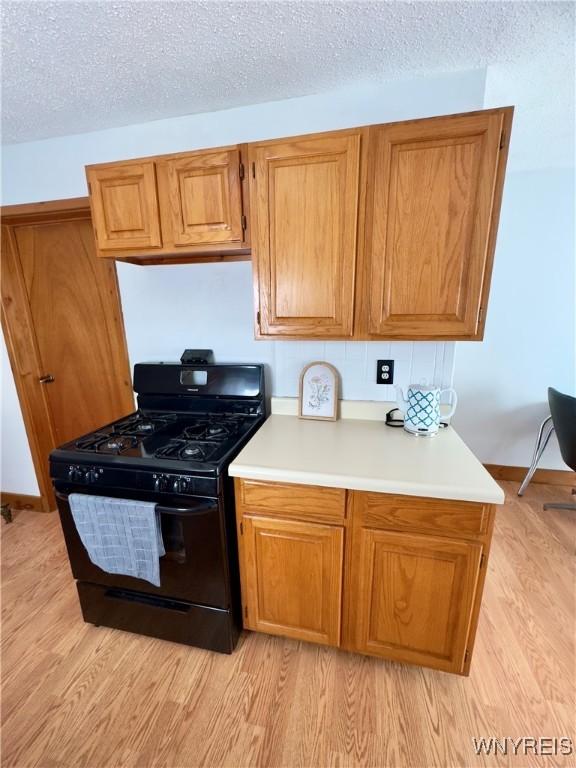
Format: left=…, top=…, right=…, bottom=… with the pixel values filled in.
left=0, top=492, right=45, bottom=512
left=484, top=464, right=575, bottom=487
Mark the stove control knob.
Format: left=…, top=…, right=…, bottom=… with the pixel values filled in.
left=172, top=477, right=189, bottom=494
left=68, top=466, right=83, bottom=482
left=84, top=469, right=99, bottom=484
left=154, top=475, right=168, bottom=492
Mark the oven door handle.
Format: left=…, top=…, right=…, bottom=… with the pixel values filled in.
left=156, top=502, right=217, bottom=516
left=54, top=490, right=217, bottom=516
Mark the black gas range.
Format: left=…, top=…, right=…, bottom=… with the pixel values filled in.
left=50, top=360, right=266, bottom=653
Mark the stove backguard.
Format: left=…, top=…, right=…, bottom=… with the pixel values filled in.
left=133, top=363, right=265, bottom=405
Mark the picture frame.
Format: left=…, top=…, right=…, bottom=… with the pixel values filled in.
left=298, top=361, right=339, bottom=421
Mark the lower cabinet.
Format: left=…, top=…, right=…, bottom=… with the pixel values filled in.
left=241, top=516, right=343, bottom=646
left=348, top=528, right=482, bottom=674
left=234, top=479, right=495, bottom=674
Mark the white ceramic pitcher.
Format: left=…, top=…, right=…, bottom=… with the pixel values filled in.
left=396, top=383, right=458, bottom=436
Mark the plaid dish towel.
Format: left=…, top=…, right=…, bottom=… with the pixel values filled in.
left=69, top=494, right=165, bottom=587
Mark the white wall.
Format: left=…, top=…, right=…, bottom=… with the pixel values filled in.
left=453, top=168, right=574, bottom=468
left=1, top=336, right=40, bottom=494
left=1, top=69, right=486, bottom=494
left=452, top=64, right=576, bottom=470
left=2, top=69, right=485, bottom=202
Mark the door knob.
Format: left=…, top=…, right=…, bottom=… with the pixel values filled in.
left=38, top=374, right=55, bottom=384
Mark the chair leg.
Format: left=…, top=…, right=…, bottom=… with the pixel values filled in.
left=543, top=502, right=576, bottom=511
left=518, top=416, right=555, bottom=496
left=0, top=503, right=13, bottom=523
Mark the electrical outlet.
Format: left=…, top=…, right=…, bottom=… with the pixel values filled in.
left=376, top=360, right=394, bottom=384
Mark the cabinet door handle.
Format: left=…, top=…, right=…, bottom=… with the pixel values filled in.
left=38, top=374, right=55, bottom=384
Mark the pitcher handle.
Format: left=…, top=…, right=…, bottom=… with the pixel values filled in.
left=440, top=388, right=458, bottom=420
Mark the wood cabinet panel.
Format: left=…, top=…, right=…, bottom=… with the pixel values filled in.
left=86, top=162, right=161, bottom=251
left=364, top=109, right=510, bottom=339
left=235, top=479, right=495, bottom=674
left=86, top=147, right=250, bottom=262
left=239, top=479, right=346, bottom=523
left=250, top=132, right=361, bottom=337
left=158, top=149, right=244, bottom=247
left=242, top=516, right=343, bottom=646
left=84, top=108, right=510, bottom=317
left=349, top=528, right=482, bottom=673
left=356, top=492, right=488, bottom=538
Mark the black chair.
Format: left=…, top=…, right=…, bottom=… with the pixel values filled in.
left=543, top=387, right=576, bottom=511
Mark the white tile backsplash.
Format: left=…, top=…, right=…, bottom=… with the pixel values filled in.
left=115, top=261, right=455, bottom=405
left=271, top=340, right=455, bottom=400
left=324, top=341, right=347, bottom=359
left=344, top=341, right=366, bottom=361
left=409, top=342, right=438, bottom=387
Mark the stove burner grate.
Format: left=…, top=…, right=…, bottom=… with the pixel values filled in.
left=154, top=440, right=220, bottom=463
left=180, top=417, right=244, bottom=442
left=75, top=434, right=139, bottom=454
left=115, top=413, right=177, bottom=437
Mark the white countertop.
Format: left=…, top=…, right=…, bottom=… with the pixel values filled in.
left=230, top=400, right=504, bottom=505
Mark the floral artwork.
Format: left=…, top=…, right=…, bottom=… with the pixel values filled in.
left=307, top=375, right=332, bottom=411
left=298, top=362, right=338, bottom=420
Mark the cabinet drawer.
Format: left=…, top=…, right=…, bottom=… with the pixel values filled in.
left=76, top=582, right=237, bottom=653
left=238, top=479, right=346, bottom=523
left=354, top=492, right=488, bottom=539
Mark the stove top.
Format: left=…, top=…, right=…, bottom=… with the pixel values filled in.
left=60, top=410, right=259, bottom=470
left=50, top=361, right=267, bottom=494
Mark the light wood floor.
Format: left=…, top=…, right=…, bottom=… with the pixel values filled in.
left=1, top=482, right=574, bottom=768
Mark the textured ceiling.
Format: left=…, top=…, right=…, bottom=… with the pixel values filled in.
left=1, top=0, right=574, bottom=147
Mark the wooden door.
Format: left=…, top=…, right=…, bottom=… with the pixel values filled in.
left=242, top=516, right=344, bottom=646
left=350, top=527, right=482, bottom=673
left=86, top=161, right=162, bottom=251
left=1, top=200, right=134, bottom=509
left=159, top=149, right=244, bottom=247
left=365, top=109, right=511, bottom=339
left=250, top=132, right=361, bottom=337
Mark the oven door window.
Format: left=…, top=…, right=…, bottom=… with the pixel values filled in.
left=161, top=516, right=186, bottom=564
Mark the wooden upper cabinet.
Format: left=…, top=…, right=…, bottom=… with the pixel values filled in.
left=250, top=132, right=362, bottom=337
left=84, top=108, right=511, bottom=324
left=86, top=147, right=249, bottom=262
left=350, top=528, right=482, bottom=673
left=364, top=108, right=512, bottom=339
left=87, top=161, right=162, bottom=251
left=157, top=149, right=244, bottom=247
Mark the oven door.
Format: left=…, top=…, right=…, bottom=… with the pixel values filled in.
left=55, top=488, right=230, bottom=608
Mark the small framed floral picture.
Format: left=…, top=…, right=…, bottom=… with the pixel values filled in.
left=298, top=361, right=339, bottom=421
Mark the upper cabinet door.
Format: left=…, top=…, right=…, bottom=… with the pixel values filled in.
left=159, top=149, right=244, bottom=247
left=250, top=133, right=361, bottom=337
left=86, top=161, right=162, bottom=251
left=365, top=110, right=509, bottom=339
